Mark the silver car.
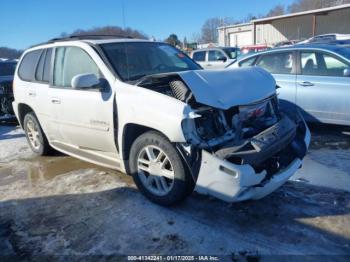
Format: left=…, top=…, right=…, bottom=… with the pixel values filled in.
left=228, top=44, right=350, bottom=126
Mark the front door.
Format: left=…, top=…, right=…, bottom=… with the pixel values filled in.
left=296, top=50, right=350, bottom=125
left=49, top=46, right=116, bottom=152
left=207, top=50, right=229, bottom=69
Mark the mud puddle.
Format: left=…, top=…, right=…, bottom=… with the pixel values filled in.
left=0, top=155, right=133, bottom=187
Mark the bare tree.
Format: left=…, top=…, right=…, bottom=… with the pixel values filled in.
left=201, top=18, right=221, bottom=43
left=266, top=4, right=285, bottom=17
left=287, top=0, right=350, bottom=13
left=191, top=32, right=202, bottom=44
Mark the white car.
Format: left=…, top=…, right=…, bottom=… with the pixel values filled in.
left=190, top=47, right=241, bottom=69
left=13, top=36, right=310, bottom=205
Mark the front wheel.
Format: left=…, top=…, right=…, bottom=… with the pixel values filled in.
left=129, top=131, right=195, bottom=206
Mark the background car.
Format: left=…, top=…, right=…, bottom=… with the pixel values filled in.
left=190, top=47, right=241, bottom=69
left=240, top=44, right=270, bottom=54
left=228, top=44, right=350, bottom=126
left=298, top=34, right=350, bottom=44
left=0, top=60, right=17, bottom=117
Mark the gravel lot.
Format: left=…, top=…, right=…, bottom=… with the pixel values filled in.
left=0, top=122, right=349, bottom=259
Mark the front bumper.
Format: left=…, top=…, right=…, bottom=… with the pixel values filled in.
left=194, top=116, right=311, bottom=202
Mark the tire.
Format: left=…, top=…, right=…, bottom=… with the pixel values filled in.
left=129, top=131, right=195, bottom=206
left=23, top=112, right=52, bottom=156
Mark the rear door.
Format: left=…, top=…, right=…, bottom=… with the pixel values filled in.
left=255, top=51, right=297, bottom=111
left=49, top=46, right=116, bottom=152
left=192, top=51, right=207, bottom=68
left=16, top=49, right=53, bottom=134
left=32, top=48, right=54, bottom=136
left=296, top=50, right=350, bottom=124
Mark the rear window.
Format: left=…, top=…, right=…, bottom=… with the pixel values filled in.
left=0, top=62, right=17, bottom=76
left=35, top=48, right=52, bottom=83
left=18, top=50, right=42, bottom=81
left=193, top=51, right=206, bottom=62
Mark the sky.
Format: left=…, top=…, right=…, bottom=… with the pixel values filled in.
left=0, top=0, right=295, bottom=50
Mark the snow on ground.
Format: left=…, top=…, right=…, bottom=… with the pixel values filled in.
left=0, top=124, right=32, bottom=162
left=0, top=123, right=349, bottom=258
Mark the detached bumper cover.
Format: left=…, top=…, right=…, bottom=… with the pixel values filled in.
left=195, top=117, right=311, bottom=202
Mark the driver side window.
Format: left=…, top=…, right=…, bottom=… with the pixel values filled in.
left=301, top=51, right=349, bottom=77
left=208, top=50, right=225, bottom=62
left=53, top=46, right=101, bottom=88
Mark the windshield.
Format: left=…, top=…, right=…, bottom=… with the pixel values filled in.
left=0, top=62, right=17, bottom=76
left=336, top=47, right=350, bottom=61
left=100, top=42, right=201, bottom=82
left=223, top=48, right=241, bottom=59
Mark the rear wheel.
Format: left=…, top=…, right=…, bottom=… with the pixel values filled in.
left=23, top=112, right=52, bottom=156
left=129, top=131, right=195, bottom=206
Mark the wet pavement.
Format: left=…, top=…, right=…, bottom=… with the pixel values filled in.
left=0, top=122, right=349, bottom=258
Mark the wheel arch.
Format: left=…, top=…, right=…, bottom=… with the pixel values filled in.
left=17, top=103, right=35, bottom=128
left=121, top=123, right=168, bottom=161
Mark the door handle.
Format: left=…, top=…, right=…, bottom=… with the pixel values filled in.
left=298, top=81, right=314, bottom=87
left=51, top=98, right=61, bottom=104
left=28, top=92, right=36, bottom=97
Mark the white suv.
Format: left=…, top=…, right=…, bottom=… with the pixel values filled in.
left=13, top=36, right=310, bottom=205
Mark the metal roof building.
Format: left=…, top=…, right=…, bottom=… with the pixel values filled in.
left=218, top=4, right=350, bottom=47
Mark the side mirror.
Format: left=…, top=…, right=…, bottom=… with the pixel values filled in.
left=71, top=73, right=100, bottom=89
left=343, top=68, right=350, bottom=77
left=218, top=56, right=227, bottom=62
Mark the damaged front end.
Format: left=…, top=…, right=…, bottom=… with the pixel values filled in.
left=182, top=101, right=310, bottom=202
left=137, top=68, right=310, bottom=202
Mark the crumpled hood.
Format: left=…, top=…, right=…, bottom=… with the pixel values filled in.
left=178, top=67, right=276, bottom=110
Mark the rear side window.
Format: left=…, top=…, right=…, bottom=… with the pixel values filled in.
left=193, top=51, right=206, bottom=62
left=18, top=50, right=42, bottom=81
left=239, top=56, right=257, bottom=67
left=257, top=52, right=294, bottom=74
left=35, top=48, right=52, bottom=83
left=35, top=51, right=46, bottom=81
left=301, top=51, right=349, bottom=77
left=53, top=46, right=100, bottom=88
left=43, top=49, right=53, bottom=82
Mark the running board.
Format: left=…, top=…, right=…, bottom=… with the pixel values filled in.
left=50, top=141, right=123, bottom=171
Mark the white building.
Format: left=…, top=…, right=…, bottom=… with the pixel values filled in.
left=218, top=4, right=350, bottom=47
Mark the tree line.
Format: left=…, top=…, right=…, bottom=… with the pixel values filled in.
left=0, top=26, right=147, bottom=59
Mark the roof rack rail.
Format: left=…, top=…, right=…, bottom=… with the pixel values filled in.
left=47, top=34, right=134, bottom=43
left=31, top=34, right=135, bottom=48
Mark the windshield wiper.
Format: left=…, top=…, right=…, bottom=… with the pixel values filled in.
left=127, top=74, right=148, bottom=82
